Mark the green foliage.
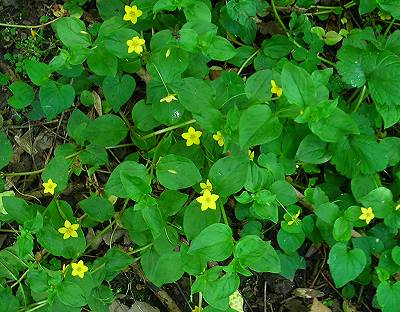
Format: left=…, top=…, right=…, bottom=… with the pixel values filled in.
left=1, top=0, right=400, bottom=311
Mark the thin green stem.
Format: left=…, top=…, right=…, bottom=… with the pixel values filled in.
left=220, top=205, right=229, bottom=226
left=0, top=228, right=19, bottom=233
left=237, top=49, right=260, bottom=75
left=353, top=85, right=367, bottom=112
left=127, top=243, right=153, bottom=255
left=11, top=269, right=29, bottom=288
left=198, top=292, right=203, bottom=311
left=384, top=18, right=396, bottom=37
left=139, top=119, right=196, bottom=140
left=271, top=0, right=288, bottom=32
left=105, top=143, right=135, bottom=149
left=0, top=168, right=45, bottom=177
left=17, top=300, right=48, bottom=312
left=317, top=55, right=336, bottom=67
left=152, top=63, right=169, bottom=93
left=0, top=17, right=61, bottom=29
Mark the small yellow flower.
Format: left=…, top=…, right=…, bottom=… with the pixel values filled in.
left=200, top=179, right=212, bottom=194
left=378, top=11, right=391, bottom=21
left=127, top=36, right=145, bottom=54
left=229, top=290, right=244, bottom=312
left=31, top=29, right=37, bottom=39
left=212, top=131, right=224, bottom=147
left=182, top=127, right=202, bottom=146
left=71, top=260, right=88, bottom=279
left=61, top=264, right=69, bottom=277
left=287, top=210, right=301, bottom=225
left=58, top=220, right=79, bottom=239
left=160, top=93, right=177, bottom=103
left=271, top=80, right=283, bottom=97
left=196, top=190, right=219, bottom=211
left=248, top=150, right=254, bottom=161
left=396, top=203, right=400, bottom=211
left=192, top=306, right=202, bottom=312
left=123, top=5, right=143, bottom=24
left=43, top=178, right=57, bottom=195
left=359, top=207, right=375, bottom=225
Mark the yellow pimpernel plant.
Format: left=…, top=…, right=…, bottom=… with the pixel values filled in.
left=181, top=127, right=202, bottom=146
left=212, top=131, right=224, bottom=147
left=196, top=190, right=219, bottom=211
left=123, top=5, right=143, bottom=24
left=58, top=220, right=79, bottom=239
left=42, top=178, right=57, bottom=195
left=127, top=36, right=145, bottom=54
left=248, top=149, right=255, bottom=161
left=287, top=210, right=301, bottom=225
left=160, top=93, right=177, bottom=103
left=71, top=260, right=88, bottom=279
left=200, top=179, right=212, bottom=194
left=359, top=207, right=375, bottom=225
left=271, top=80, right=283, bottom=97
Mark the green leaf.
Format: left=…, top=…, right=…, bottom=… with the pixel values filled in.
left=156, top=154, right=202, bottom=190
left=103, top=75, right=136, bottom=112
left=39, top=81, right=75, bottom=120
left=141, top=249, right=184, bottom=287
left=175, top=78, right=214, bottom=114
left=281, top=62, right=316, bottom=108
left=0, top=247, right=27, bottom=280
left=239, top=105, right=282, bottom=148
left=0, top=287, right=19, bottom=312
left=159, top=190, right=188, bottom=217
left=206, top=36, right=237, bottom=61
left=53, top=17, right=91, bottom=48
left=277, top=251, right=306, bottom=280
left=2, top=197, right=35, bottom=224
left=262, top=35, right=295, bottom=58
left=377, top=281, right=400, bottom=312
left=208, top=155, right=248, bottom=197
left=0, top=131, right=13, bottom=170
left=131, top=100, right=161, bottom=132
left=183, top=202, right=220, bottom=240
left=97, top=0, right=125, bottom=20
left=8, top=81, right=35, bottom=109
left=277, top=229, right=305, bottom=254
left=183, top=1, right=211, bottom=22
left=245, top=69, right=272, bottom=103
left=360, top=187, right=393, bottom=218
left=79, top=196, right=114, bottom=222
left=330, top=135, right=388, bottom=178
left=324, top=31, right=343, bottom=46
left=57, top=281, right=87, bottom=307
left=93, top=248, right=134, bottom=281
left=84, top=115, right=128, bottom=147
left=333, top=217, right=352, bottom=242
left=24, top=60, right=52, bottom=86
left=235, top=235, right=280, bottom=273
left=359, top=0, right=377, bottom=14
left=377, top=0, right=400, bottom=18
left=42, top=155, right=70, bottom=192
left=296, top=133, right=332, bottom=164
left=188, top=223, right=234, bottom=261
left=105, top=161, right=151, bottom=200
left=328, top=243, right=367, bottom=288
left=87, top=46, right=118, bottom=77
left=271, top=180, right=298, bottom=206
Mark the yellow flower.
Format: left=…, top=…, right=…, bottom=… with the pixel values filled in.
left=58, top=220, right=79, bottom=239
left=127, top=36, right=145, bottom=54
left=378, top=11, right=391, bottom=21
left=71, top=260, right=88, bottom=279
left=396, top=203, right=400, bottom=211
left=212, top=131, right=224, bottom=147
left=43, top=178, right=57, bottom=195
left=359, top=207, right=375, bottom=225
left=287, top=210, right=301, bottom=225
left=271, top=80, right=283, bottom=97
left=200, top=179, right=212, bottom=194
left=160, top=93, right=177, bottom=103
left=192, top=306, right=202, bottom=312
left=31, top=29, right=37, bottom=39
left=248, top=150, right=254, bottom=161
left=123, top=5, right=143, bottom=24
left=182, top=127, right=202, bottom=146
left=229, top=290, right=244, bottom=312
left=196, top=190, right=219, bottom=211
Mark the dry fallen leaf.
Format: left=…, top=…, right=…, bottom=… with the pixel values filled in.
left=310, top=298, right=332, bottom=312
left=293, top=288, right=325, bottom=299
left=128, top=301, right=160, bottom=312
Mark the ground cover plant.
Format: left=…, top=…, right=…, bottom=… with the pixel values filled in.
left=1, top=0, right=400, bottom=311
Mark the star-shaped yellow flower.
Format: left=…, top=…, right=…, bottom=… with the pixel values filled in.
left=212, top=131, right=224, bottom=147
left=359, top=207, right=375, bottom=225
left=196, top=190, right=219, bottom=211
left=43, top=178, right=57, bottom=195
left=271, top=80, right=283, bottom=97
left=58, top=220, right=79, bottom=239
left=200, top=179, right=212, bottom=194
left=123, top=5, right=143, bottom=24
left=287, top=210, right=301, bottom=225
left=182, top=127, right=202, bottom=146
left=127, top=36, right=145, bottom=54
left=160, top=93, right=177, bottom=103
left=71, top=260, right=88, bottom=279
left=248, top=150, right=255, bottom=161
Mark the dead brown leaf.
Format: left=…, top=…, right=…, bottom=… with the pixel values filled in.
left=310, top=298, right=332, bottom=312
